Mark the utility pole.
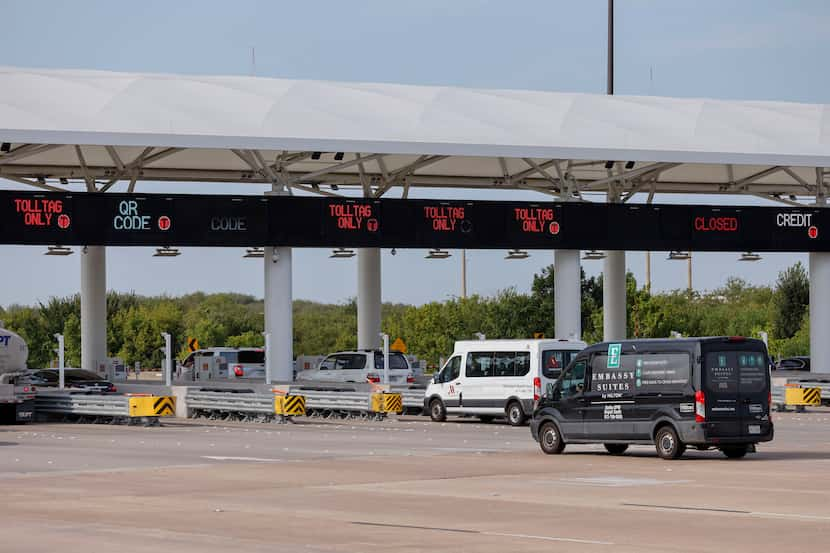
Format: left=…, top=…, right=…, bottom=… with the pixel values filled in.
left=607, top=0, right=614, bottom=96
left=461, top=249, right=468, bottom=299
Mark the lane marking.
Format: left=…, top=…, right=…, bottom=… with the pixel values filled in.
left=485, top=531, right=613, bottom=545
left=201, top=456, right=283, bottom=463
left=623, top=503, right=749, bottom=514
left=351, top=522, right=477, bottom=534
left=351, top=522, right=613, bottom=545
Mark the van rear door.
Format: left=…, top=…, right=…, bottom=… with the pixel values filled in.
left=702, top=344, right=770, bottom=438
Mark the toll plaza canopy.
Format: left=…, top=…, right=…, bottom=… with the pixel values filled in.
left=1, top=66, right=829, bottom=203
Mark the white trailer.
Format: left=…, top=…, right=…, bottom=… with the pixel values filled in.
left=0, top=326, right=36, bottom=423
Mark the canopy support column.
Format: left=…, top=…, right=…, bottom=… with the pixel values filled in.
left=357, top=248, right=382, bottom=350
left=554, top=250, right=581, bottom=340
left=811, top=190, right=829, bottom=373
left=264, top=246, right=293, bottom=382
left=81, top=246, right=107, bottom=372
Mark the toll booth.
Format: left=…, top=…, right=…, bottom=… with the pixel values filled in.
left=192, top=354, right=229, bottom=381
left=97, top=357, right=127, bottom=381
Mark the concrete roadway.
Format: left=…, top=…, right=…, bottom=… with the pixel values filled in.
left=0, top=411, right=829, bottom=552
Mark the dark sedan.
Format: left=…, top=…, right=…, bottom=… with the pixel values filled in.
left=775, top=356, right=810, bottom=371
left=28, top=369, right=118, bottom=393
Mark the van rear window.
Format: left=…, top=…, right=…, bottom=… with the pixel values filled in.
left=541, top=350, right=578, bottom=379
left=705, top=351, right=767, bottom=393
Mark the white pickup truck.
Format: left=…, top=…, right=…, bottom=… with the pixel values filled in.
left=0, top=326, right=36, bottom=424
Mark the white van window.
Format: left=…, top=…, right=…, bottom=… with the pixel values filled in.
left=440, top=356, right=461, bottom=382
left=542, top=350, right=578, bottom=379
left=466, top=352, right=493, bottom=378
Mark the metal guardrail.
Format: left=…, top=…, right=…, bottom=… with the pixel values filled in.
left=185, top=389, right=403, bottom=421
left=796, top=381, right=830, bottom=405
left=35, top=392, right=174, bottom=425
left=400, top=389, right=425, bottom=413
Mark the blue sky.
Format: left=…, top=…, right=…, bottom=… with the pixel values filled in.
left=1, top=0, right=827, bottom=307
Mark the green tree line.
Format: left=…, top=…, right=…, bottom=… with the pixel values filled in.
left=0, top=262, right=810, bottom=369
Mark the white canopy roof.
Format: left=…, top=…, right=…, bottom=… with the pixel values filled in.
left=0, top=66, right=828, bottom=202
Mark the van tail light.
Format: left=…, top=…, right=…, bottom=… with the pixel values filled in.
left=695, top=390, right=706, bottom=422
left=406, top=375, right=415, bottom=384
left=533, top=377, right=542, bottom=402
left=111, top=386, right=117, bottom=393
left=768, top=391, right=773, bottom=421
left=367, top=374, right=381, bottom=383
left=233, top=365, right=244, bottom=377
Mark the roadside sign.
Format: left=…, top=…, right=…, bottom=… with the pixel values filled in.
left=391, top=337, right=407, bottom=353
left=533, top=332, right=545, bottom=339
left=607, top=343, right=622, bottom=368
left=187, top=337, right=200, bottom=352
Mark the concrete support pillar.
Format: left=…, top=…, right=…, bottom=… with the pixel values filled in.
left=264, top=246, right=293, bottom=382
left=81, top=246, right=107, bottom=372
left=810, top=252, right=830, bottom=374
left=603, top=250, right=626, bottom=341
left=554, top=249, right=581, bottom=339
left=357, top=248, right=381, bottom=350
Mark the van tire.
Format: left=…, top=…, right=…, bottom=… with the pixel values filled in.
left=654, top=425, right=685, bottom=460
left=429, top=399, right=447, bottom=422
left=506, top=401, right=526, bottom=426
left=720, top=445, right=748, bottom=459
left=604, top=443, right=629, bottom=455
left=539, top=422, right=565, bottom=455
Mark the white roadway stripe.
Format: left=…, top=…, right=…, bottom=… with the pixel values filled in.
left=202, top=456, right=283, bottom=463
left=751, top=511, right=830, bottom=522
left=485, top=531, right=613, bottom=545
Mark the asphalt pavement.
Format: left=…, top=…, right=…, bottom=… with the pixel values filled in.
left=0, top=410, right=829, bottom=552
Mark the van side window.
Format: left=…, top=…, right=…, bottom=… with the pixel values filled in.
left=515, top=352, right=530, bottom=376
left=494, top=352, right=515, bottom=377
left=560, top=360, right=587, bottom=399
left=466, top=352, right=494, bottom=378
left=319, top=356, right=336, bottom=370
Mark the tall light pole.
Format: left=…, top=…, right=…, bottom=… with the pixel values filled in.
left=461, top=249, right=468, bottom=299
left=607, top=0, right=614, bottom=96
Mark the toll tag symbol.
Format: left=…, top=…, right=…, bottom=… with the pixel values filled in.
left=549, top=221, right=560, bottom=235
left=158, top=215, right=171, bottom=231
left=57, top=214, right=71, bottom=229
left=809, top=226, right=819, bottom=239
left=366, top=218, right=379, bottom=232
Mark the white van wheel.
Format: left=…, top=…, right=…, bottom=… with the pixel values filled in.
left=506, top=401, right=526, bottom=426
left=429, top=399, right=446, bottom=422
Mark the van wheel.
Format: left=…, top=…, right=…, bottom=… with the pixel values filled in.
left=506, top=402, right=526, bottom=426
left=654, top=426, right=685, bottom=460
left=478, top=415, right=494, bottom=423
left=539, top=422, right=565, bottom=455
left=604, top=443, right=629, bottom=455
left=721, top=445, right=748, bottom=459
left=429, top=399, right=446, bottom=422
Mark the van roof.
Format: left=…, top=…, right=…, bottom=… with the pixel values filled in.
left=585, top=336, right=766, bottom=351
left=454, top=338, right=587, bottom=349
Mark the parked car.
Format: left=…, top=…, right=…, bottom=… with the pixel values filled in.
left=296, top=350, right=414, bottom=385
left=29, top=369, right=117, bottom=393
left=775, top=356, right=810, bottom=371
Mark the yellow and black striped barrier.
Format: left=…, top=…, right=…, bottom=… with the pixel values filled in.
left=785, top=386, right=821, bottom=406
left=371, top=392, right=403, bottom=414
left=275, top=394, right=306, bottom=417
left=128, top=396, right=176, bottom=417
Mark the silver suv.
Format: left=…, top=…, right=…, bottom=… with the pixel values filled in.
left=296, top=350, right=414, bottom=385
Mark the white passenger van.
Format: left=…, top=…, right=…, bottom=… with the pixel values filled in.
left=424, top=339, right=587, bottom=425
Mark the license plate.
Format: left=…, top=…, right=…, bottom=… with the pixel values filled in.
left=748, top=424, right=761, bottom=435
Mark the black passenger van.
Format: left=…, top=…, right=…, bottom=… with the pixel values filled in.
left=530, top=337, right=773, bottom=459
